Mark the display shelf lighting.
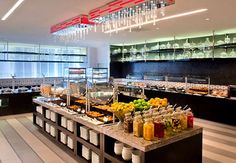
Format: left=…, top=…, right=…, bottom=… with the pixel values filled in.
left=1, top=0, right=24, bottom=21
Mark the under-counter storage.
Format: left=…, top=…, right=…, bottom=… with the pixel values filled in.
left=67, top=136, right=74, bottom=149
left=35, top=116, right=43, bottom=128
left=67, top=119, right=74, bottom=132
left=60, top=132, right=67, bottom=144
left=89, top=130, right=100, bottom=146
left=45, top=110, right=51, bottom=119
left=80, top=126, right=90, bottom=140
left=33, top=99, right=203, bottom=163
left=61, top=116, right=67, bottom=128
left=50, top=126, right=56, bottom=137
left=45, top=123, right=50, bottom=133
left=50, top=111, right=56, bottom=122
left=82, top=145, right=91, bottom=160
left=92, top=151, right=100, bottom=163
left=36, top=106, right=43, bottom=114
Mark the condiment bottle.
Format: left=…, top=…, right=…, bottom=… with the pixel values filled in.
left=124, top=113, right=133, bottom=133
left=180, top=111, right=188, bottom=129
left=133, top=115, right=143, bottom=137
left=186, top=108, right=194, bottom=128
left=154, top=116, right=165, bottom=138
left=143, top=118, right=154, bottom=141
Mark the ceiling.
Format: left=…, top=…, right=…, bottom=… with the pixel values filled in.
left=0, top=0, right=236, bottom=47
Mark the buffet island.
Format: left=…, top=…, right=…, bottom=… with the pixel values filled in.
left=33, top=85, right=203, bottom=163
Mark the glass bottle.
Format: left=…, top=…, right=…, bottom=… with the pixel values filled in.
left=180, top=111, right=188, bottom=130
left=225, top=35, right=231, bottom=44
left=154, top=116, right=165, bottom=138
left=143, top=118, right=154, bottom=141
left=133, top=115, right=143, bottom=137
left=186, top=109, right=194, bottom=128
left=172, top=112, right=181, bottom=133
left=124, top=113, right=133, bottom=133
left=163, top=114, right=173, bottom=137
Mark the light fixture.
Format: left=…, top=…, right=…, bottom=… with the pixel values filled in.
left=50, top=15, right=94, bottom=41
left=51, top=0, right=176, bottom=41
left=89, top=0, right=175, bottom=33
left=104, top=8, right=208, bottom=33
left=1, top=0, right=24, bottom=21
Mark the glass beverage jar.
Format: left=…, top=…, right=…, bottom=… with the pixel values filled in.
left=143, top=118, right=154, bottom=141
left=163, top=114, right=173, bottom=137
left=124, top=113, right=133, bottom=133
left=133, top=115, right=143, bottom=137
left=180, top=111, right=188, bottom=129
left=172, top=112, right=181, bottom=133
left=154, top=116, right=165, bottom=138
left=186, top=109, right=194, bottom=128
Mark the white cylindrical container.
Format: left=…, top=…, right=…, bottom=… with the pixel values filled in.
left=132, top=150, right=141, bottom=163
left=122, top=144, right=133, bottom=161
left=114, top=141, right=124, bottom=155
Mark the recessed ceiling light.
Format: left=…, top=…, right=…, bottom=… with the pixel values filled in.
left=205, top=18, right=210, bottom=21
left=1, top=0, right=24, bottom=21
left=156, top=27, right=160, bottom=30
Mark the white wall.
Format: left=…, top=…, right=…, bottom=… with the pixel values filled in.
left=87, top=44, right=110, bottom=76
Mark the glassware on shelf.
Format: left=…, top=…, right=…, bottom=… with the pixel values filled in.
left=154, top=43, right=160, bottom=50
left=216, top=40, right=224, bottom=45
left=130, top=46, right=137, bottom=55
left=160, top=44, right=166, bottom=49
left=225, top=35, right=231, bottom=44
left=220, top=50, right=228, bottom=58
left=204, top=38, right=213, bottom=47
left=183, top=40, right=191, bottom=49
left=173, top=43, right=179, bottom=49
left=151, top=43, right=159, bottom=50
left=122, top=48, right=128, bottom=54
left=190, top=42, right=196, bottom=49
left=117, top=48, right=121, bottom=53
left=166, top=42, right=171, bottom=49
left=233, top=38, right=236, bottom=43
left=229, top=49, right=236, bottom=57
left=198, top=42, right=205, bottom=51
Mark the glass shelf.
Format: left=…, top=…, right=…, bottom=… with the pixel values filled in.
left=111, top=32, right=236, bottom=62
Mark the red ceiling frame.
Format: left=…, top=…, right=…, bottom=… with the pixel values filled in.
left=89, top=0, right=175, bottom=21
left=50, top=15, right=94, bottom=34
left=50, top=0, right=175, bottom=34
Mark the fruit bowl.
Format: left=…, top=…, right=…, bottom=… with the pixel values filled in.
left=109, top=102, right=134, bottom=123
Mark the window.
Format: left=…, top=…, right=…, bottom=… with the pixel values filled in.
left=0, top=42, right=87, bottom=78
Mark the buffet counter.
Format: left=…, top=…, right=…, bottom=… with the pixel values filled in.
left=0, top=91, right=40, bottom=116
left=33, top=98, right=202, bottom=163
left=114, top=79, right=236, bottom=126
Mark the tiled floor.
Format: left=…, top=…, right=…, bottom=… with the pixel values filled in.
left=0, top=113, right=236, bottom=163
